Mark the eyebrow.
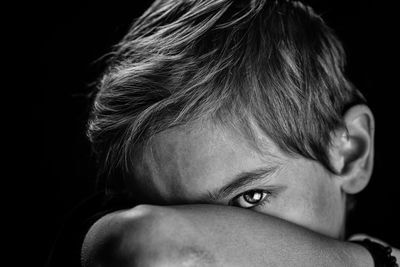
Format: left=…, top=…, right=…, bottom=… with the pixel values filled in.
left=208, top=166, right=279, bottom=201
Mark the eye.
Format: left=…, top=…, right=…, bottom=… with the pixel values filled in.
left=230, top=189, right=271, bottom=209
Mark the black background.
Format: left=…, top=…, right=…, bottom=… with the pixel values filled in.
left=26, top=0, right=400, bottom=265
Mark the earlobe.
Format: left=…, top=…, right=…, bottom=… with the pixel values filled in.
left=329, top=105, right=375, bottom=194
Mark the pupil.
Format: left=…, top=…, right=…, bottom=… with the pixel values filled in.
left=244, top=191, right=262, bottom=203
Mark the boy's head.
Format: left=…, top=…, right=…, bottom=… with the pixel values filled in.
left=88, top=0, right=374, bottom=238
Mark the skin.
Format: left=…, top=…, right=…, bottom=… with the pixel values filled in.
left=82, top=105, right=399, bottom=266
left=133, top=122, right=346, bottom=238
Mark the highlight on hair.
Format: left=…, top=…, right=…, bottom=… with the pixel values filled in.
left=87, top=0, right=365, bottom=196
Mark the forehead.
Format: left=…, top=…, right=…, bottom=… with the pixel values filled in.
left=132, top=124, right=284, bottom=203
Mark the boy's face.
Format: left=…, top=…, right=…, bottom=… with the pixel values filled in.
left=133, top=123, right=347, bottom=238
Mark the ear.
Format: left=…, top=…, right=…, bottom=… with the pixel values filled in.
left=329, top=105, right=375, bottom=194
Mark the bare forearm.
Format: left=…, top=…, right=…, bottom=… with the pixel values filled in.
left=82, top=204, right=373, bottom=267
left=164, top=204, right=372, bottom=267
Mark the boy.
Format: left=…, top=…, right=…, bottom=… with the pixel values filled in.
left=82, top=0, right=399, bottom=266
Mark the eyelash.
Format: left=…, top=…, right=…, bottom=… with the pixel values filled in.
left=230, top=189, right=273, bottom=209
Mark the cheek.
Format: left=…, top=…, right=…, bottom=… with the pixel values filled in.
left=311, top=177, right=341, bottom=222
left=304, top=173, right=344, bottom=236
left=264, top=160, right=345, bottom=237
left=307, top=178, right=344, bottom=237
